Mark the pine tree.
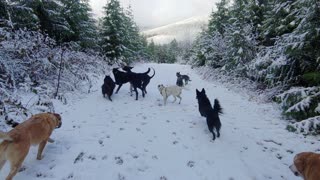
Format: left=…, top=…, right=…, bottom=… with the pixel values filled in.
left=100, top=0, right=128, bottom=62
left=207, top=0, right=230, bottom=36
left=261, top=0, right=296, bottom=46
left=0, top=0, right=9, bottom=27
left=280, top=0, right=320, bottom=86
left=122, top=5, right=144, bottom=62
left=223, top=0, right=257, bottom=72
left=6, top=0, right=40, bottom=30
left=35, top=0, right=73, bottom=43
left=60, top=0, right=98, bottom=49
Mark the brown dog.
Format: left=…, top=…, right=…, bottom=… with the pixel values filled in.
left=289, top=152, right=320, bottom=180
left=0, top=112, right=62, bottom=180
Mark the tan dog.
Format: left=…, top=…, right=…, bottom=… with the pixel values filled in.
left=289, top=152, right=320, bottom=180
left=0, top=112, right=62, bottom=180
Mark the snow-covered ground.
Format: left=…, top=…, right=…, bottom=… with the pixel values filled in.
left=1, top=63, right=318, bottom=180
left=143, top=16, right=208, bottom=44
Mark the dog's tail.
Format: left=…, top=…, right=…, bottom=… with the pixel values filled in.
left=213, top=99, right=223, bottom=114
left=0, top=131, right=13, bottom=141
left=149, top=68, right=155, bottom=79
left=143, top=68, right=151, bottom=75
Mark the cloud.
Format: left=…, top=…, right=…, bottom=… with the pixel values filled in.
left=89, top=0, right=216, bottom=28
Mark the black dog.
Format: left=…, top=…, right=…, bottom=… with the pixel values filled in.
left=113, top=67, right=153, bottom=100
left=112, top=68, right=131, bottom=94
left=196, top=88, right=212, bottom=117
left=196, top=88, right=223, bottom=141
left=122, top=66, right=155, bottom=95
left=102, top=75, right=116, bottom=101
left=176, top=72, right=191, bottom=86
left=176, top=76, right=184, bottom=87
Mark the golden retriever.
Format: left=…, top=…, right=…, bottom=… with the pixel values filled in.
left=289, top=152, right=320, bottom=180
left=0, top=112, right=62, bottom=180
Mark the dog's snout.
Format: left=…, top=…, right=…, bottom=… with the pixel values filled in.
left=56, top=121, right=62, bottom=128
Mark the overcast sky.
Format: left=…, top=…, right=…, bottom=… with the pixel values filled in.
left=89, top=0, right=216, bottom=28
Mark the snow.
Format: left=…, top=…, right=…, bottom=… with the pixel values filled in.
left=143, top=16, right=209, bottom=44
left=1, top=63, right=319, bottom=180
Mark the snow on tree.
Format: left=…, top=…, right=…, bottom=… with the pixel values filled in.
left=0, top=27, right=109, bottom=128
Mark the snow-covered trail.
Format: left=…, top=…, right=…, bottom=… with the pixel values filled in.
left=2, top=63, right=318, bottom=180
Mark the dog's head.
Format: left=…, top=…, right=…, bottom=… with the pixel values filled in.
left=176, top=72, right=181, bottom=77
left=196, top=88, right=206, bottom=99
left=50, top=113, right=62, bottom=129
left=104, top=75, right=114, bottom=83
left=112, top=68, right=119, bottom=74
left=122, top=66, right=134, bottom=72
left=158, top=84, right=165, bottom=94
left=289, top=152, right=311, bottom=178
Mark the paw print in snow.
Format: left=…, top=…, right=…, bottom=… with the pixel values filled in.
left=88, top=155, right=96, bottom=160
left=187, top=161, right=195, bottom=168
left=102, top=155, right=108, bottom=160
left=118, top=173, right=126, bottom=180
left=160, top=176, right=167, bottom=180
left=99, top=140, right=103, bottom=145
left=115, top=156, right=124, bottom=165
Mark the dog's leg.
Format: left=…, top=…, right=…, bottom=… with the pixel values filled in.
left=37, top=141, right=48, bottom=160
left=130, top=83, right=133, bottom=96
left=207, top=123, right=215, bottom=140
left=212, top=132, right=216, bottom=140
left=6, top=151, right=28, bottom=180
left=141, top=87, right=145, bottom=98
left=217, top=130, right=220, bottom=138
left=177, top=95, right=182, bottom=104
left=133, top=87, right=138, bottom=100
left=0, top=159, right=6, bottom=170
left=6, top=165, right=20, bottom=180
left=115, top=84, right=122, bottom=94
left=163, top=96, right=167, bottom=105
left=216, top=126, right=221, bottom=138
left=172, top=96, right=177, bottom=103
left=108, top=95, right=113, bottom=102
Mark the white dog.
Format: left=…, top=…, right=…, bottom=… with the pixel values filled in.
left=158, top=84, right=185, bottom=105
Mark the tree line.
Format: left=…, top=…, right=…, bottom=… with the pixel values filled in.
left=0, top=0, right=154, bottom=64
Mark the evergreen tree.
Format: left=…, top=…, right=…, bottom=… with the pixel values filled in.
left=223, top=0, right=257, bottom=72
left=0, top=0, right=9, bottom=27
left=261, top=0, right=296, bottom=46
left=60, top=0, right=98, bottom=48
left=7, top=0, right=40, bottom=30
left=36, top=0, right=73, bottom=43
left=207, top=0, right=230, bottom=36
left=100, top=0, right=127, bottom=61
left=122, top=5, right=144, bottom=62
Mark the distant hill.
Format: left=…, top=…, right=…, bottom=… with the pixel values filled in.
left=142, top=16, right=209, bottom=44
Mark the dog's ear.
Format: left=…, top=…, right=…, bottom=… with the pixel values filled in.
left=196, top=89, right=200, bottom=93
left=201, top=88, right=205, bottom=93
left=294, top=153, right=309, bottom=173
left=50, top=113, right=61, bottom=121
